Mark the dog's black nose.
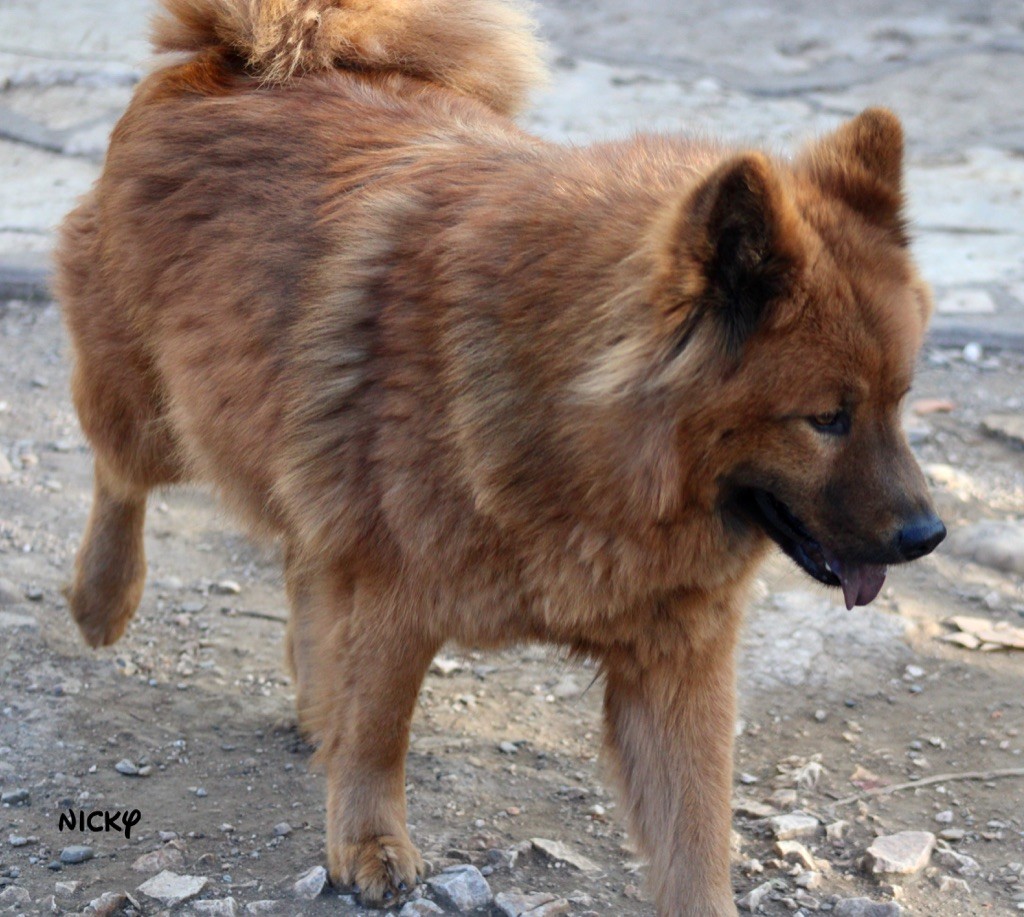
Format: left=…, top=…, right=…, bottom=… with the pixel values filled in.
left=896, top=513, right=946, bottom=561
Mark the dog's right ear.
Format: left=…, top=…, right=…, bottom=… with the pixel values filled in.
left=653, top=153, right=804, bottom=357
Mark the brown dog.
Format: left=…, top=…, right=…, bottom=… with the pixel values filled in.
left=56, top=0, right=945, bottom=912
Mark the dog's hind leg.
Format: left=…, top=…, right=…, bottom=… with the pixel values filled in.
left=601, top=596, right=743, bottom=916
left=67, top=456, right=150, bottom=648
left=60, top=201, right=185, bottom=647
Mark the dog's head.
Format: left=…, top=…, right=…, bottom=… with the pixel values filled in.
left=650, top=108, right=943, bottom=606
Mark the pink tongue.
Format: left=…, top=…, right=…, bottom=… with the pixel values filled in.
left=836, top=562, right=887, bottom=610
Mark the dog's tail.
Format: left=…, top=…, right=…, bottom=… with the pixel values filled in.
left=151, top=0, right=547, bottom=115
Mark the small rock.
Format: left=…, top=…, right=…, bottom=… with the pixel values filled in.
left=499, top=741, right=518, bottom=755
left=60, top=845, right=95, bottom=865
left=962, top=342, right=983, bottom=363
left=934, top=810, right=954, bottom=824
left=272, top=822, right=292, bottom=838
left=8, top=835, right=29, bottom=847
left=0, top=453, right=12, bottom=478
left=54, top=881, right=80, bottom=897
left=137, top=870, right=210, bottom=907
left=430, top=656, right=462, bottom=676
left=795, top=870, right=823, bottom=890
left=189, top=897, right=240, bottom=916
left=767, top=813, right=820, bottom=840
left=832, top=897, right=902, bottom=916
left=495, top=890, right=559, bottom=916
left=291, top=865, right=327, bottom=899
left=935, top=847, right=981, bottom=877
left=733, top=799, right=776, bottom=819
left=737, top=881, right=773, bottom=911
left=132, top=846, right=185, bottom=873
left=427, top=864, right=494, bottom=911
left=767, top=789, right=798, bottom=809
left=1, top=788, right=30, bottom=806
left=794, top=888, right=820, bottom=909
left=87, top=891, right=128, bottom=916
left=399, top=901, right=445, bottom=916
left=826, top=820, right=849, bottom=842
left=115, top=759, right=139, bottom=776
left=939, top=828, right=966, bottom=842
left=530, top=838, right=601, bottom=874
left=0, top=886, right=30, bottom=908
left=865, top=831, right=935, bottom=875
left=741, top=859, right=764, bottom=876
left=981, top=413, right=1024, bottom=449
left=211, top=580, right=242, bottom=595
left=775, top=840, right=818, bottom=871
left=938, top=875, right=970, bottom=894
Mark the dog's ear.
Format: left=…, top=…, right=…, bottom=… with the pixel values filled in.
left=800, top=107, right=907, bottom=245
left=658, top=152, right=803, bottom=356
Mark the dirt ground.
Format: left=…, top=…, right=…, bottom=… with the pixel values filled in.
left=0, top=296, right=1022, bottom=916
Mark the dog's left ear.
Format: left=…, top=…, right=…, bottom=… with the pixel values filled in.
left=800, top=107, right=908, bottom=245
left=656, top=152, right=804, bottom=355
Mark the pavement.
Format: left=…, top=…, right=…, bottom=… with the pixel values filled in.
left=1, top=0, right=1023, bottom=346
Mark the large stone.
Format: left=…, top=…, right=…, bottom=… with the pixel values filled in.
left=865, top=831, right=935, bottom=875
left=137, top=871, right=210, bottom=907
left=740, top=590, right=908, bottom=695
left=947, top=521, right=1024, bottom=576
left=426, top=865, right=494, bottom=911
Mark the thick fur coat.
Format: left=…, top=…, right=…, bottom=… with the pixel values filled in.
left=57, top=1, right=943, bottom=912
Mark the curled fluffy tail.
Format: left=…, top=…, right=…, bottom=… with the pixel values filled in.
left=152, top=0, right=547, bottom=115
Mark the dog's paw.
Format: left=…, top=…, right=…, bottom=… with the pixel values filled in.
left=330, top=833, right=424, bottom=906
left=64, top=582, right=133, bottom=648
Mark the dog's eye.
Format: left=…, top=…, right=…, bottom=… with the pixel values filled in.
left=809, top=410, right=851, bottom=435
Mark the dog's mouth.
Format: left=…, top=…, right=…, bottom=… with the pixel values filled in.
left=741, top=488, right=887, bottom=609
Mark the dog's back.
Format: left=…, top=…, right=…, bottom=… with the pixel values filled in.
left=56, top=0, right=548, bottom=535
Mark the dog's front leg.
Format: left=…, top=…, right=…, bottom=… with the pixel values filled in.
left=602, top=601, right=742, bottom=916
left=290, top=566, right=440, bottom=906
